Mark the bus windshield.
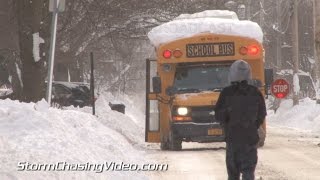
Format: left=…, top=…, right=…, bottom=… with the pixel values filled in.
left=173, top=64, right=230, bottom=93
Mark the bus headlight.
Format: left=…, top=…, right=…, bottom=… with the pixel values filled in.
left=177, top=107, right=188, bottom=116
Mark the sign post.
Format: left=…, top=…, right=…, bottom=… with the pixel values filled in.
left=46, top=0, right=65, bottom=105
left=90, top=52, right=95, bottom=115
left=271, top=79, right=290, bottom=99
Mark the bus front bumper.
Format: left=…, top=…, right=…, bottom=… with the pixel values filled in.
left=171, top=122, right=225, bottom=143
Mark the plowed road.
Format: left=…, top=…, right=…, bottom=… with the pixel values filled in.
left=147, top=126, right=320, bottom=180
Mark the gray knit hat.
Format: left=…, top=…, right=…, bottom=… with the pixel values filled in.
left=229, top=60, right=252, bottom=83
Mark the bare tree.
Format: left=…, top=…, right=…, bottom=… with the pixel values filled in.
left=292, top=0, right=299, bottom=105
left=15, top=0, right=50, bottom=102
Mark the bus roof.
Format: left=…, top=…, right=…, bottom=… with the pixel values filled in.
left=148, top=11, right=263, bottom=47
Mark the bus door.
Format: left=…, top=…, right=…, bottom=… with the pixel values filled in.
left=145, top=59, right=161, bottom=142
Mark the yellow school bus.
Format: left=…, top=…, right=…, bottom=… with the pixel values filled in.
left=145, top=32, right=271, bottom=150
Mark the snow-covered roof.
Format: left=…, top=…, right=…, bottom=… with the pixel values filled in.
left=174, top=10, right=238, bottom=20
left=52, top=81, right=90, bottom=89
left=148, top=10, right=263, bottom=47
left=276, top=69, right=311, bottom=76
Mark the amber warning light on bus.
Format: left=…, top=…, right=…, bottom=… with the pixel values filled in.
left=173, top=49, right=183, bottom=58
left=239, top=45, right=259, bottom=56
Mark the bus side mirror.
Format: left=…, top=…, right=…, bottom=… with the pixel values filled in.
left=264, top=68, right=274, bottom=95
left=152, top=76, right=162, bottom=93
left=166, top=86, right=177, bottom=96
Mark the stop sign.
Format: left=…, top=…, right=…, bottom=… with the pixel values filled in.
left=271, top=79, right=290, bottom=99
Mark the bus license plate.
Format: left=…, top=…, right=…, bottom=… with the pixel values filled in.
left=208, top=128, right=223, bottom=136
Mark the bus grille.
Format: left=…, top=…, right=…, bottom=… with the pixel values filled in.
left=191, top=106, right=216, bottom=123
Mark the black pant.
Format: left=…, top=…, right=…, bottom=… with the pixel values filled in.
left=226, top=143, right=257, bottom=180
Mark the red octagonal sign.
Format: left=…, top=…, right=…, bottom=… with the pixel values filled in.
left=271, top=79, right=290, bottom=99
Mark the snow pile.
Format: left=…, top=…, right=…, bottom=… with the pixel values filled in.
left=95, top=92, right=145, bottom=130
left=268, top=98, right=320, bottom=133
left=148, top=10, right=263, bottom=47
left=0, top=99, right=146, bottom=179
left=174, top=10, right=238, bottom=20
left=0, top=84, right=13, bottom=97
left=96, top=93, right=145, bottom=147
left=67, top=92, right=146, bottom=148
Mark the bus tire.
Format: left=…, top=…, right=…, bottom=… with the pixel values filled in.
left=257, top=126, right=266, bottom=148
left=169, top=132, right=182, bottom=151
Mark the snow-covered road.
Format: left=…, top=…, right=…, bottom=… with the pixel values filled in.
left=146, top=126, right=320, bottom=180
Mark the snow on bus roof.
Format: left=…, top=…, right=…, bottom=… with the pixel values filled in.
left=174, top=10, right=239, bottom=20
left=148, top=10, right=263, bottom=47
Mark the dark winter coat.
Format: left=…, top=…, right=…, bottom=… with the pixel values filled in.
left=215, top=81, right=266, bottom=145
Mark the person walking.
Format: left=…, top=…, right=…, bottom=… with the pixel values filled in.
left=214, top=60, right=267, bottom=180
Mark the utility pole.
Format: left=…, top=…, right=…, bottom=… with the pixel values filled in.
left=90, top=52, right=95, bottom=115
left=314, top=0, right=320, bottom=87
left=292, top=0, right=299, bottom=105
left=273, top=0, right=283, bottom=111
left=276, top=0, right=282, bottom=71
left=46, top=0, right=65, bottom=105
left=46, top=0, right=59, bottom=105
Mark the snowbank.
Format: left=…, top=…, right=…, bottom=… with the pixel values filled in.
left=268, top=98, right=320, bottom=133
left=66, top=92, right=146, bottom=148
left=148, top=10, right=263, bottom=47
left=0, top=99, right=146, bottom=179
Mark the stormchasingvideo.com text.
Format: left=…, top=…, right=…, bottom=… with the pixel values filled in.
left=17, top=161, right=168, bottom=173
